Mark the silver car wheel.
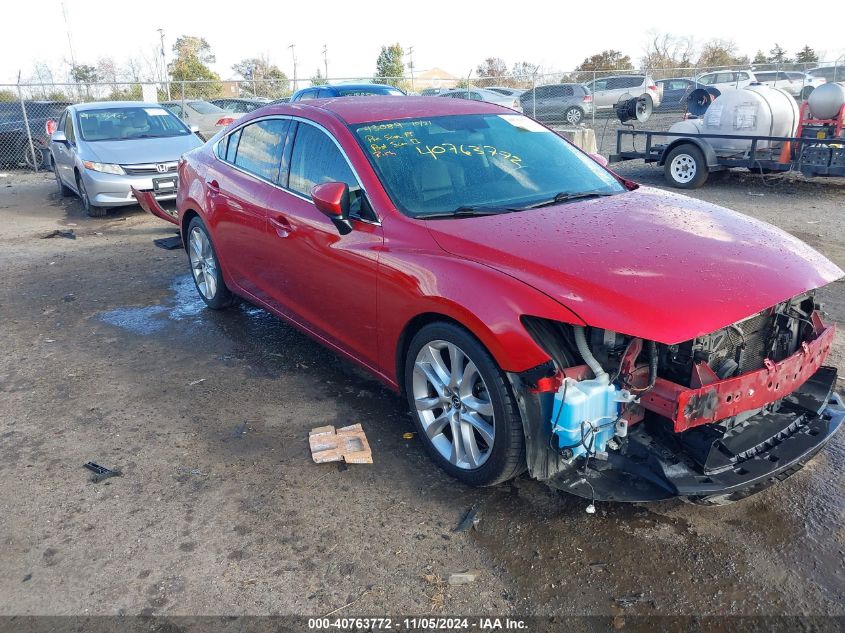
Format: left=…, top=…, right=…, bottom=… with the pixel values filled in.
left=565, top=107, right=582, bottom=124
left=670, top=154, right=696, bottom=184
left=189, top=227, right=218, bottom=300
left=412, top=340, right=495, bottom=469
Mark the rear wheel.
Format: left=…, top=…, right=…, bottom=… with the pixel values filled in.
left=187, top=216, right=235, bottom=310
left=563, top=106, right=584, bottom=125
left=404, top=322, right=525, bottom=487
left=664, top=143, right=709, bottom=189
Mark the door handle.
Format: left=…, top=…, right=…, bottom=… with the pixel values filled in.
left=207, top=179, right=220, bottom=193
left=269, top=215, right=293, bottom=238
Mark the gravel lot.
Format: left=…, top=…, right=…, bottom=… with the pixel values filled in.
left=0, top=163, right=843, bottom=625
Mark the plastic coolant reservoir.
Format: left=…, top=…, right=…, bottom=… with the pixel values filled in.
left=551, top=377, right=620, bottom=459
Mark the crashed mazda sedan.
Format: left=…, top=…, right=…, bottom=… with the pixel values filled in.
left=136, top=96, right=845, bottom=505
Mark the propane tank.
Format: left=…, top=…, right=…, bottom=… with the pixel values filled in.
left=668, top=85, right=799, bottom=154
left=807, top=82, right=845, bottom=120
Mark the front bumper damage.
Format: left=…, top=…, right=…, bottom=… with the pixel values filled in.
left=508, top=317, right=844, bottom=503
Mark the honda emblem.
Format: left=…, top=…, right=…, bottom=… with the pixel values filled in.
left=155, top=163, right=168, bottom=173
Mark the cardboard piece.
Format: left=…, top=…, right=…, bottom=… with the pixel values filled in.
left=309, top=424, right=373, bottom=464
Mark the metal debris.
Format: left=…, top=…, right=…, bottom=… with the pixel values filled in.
left=83, top=461, right=121, bottom=483
left=453, top=505, right=481, bottom=532
left=41, top=229, right=75, bottom=240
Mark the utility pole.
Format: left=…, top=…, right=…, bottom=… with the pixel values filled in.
left=289, top=44, right=298, bottom=91
left=322, top=45, right=328, bottom=81
left=406, top=46, right=415, bottom=92
left=61, top=3, right=77, bottom=71
left=157, top=28, right=171, bottom=100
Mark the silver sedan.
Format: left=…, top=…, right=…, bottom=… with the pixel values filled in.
left=437, top=88, right=523, bottom=112
left=50, top=101, right=203, bottom=217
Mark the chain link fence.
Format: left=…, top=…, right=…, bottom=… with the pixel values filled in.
left=2, top=59, right=842, bottom=172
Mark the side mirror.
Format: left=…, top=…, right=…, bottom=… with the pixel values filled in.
left=312, top=182, right=353, bottom=235
left=51, top=130, right=68, bottom=144
left=189, top=124, right=200, bottom=134
left=589, top=152, right=609, bottom=167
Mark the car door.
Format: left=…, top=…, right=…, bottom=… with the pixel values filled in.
left=205, top=118, right=292, bottom=305
left=590, top=79, right=610, bottom=108
left=261, top=120, right=383, bottom=367
left=52, top=110, right=77, bottom=186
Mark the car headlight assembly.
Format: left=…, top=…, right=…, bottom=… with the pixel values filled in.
left=82, top=161, right=125, bottom=175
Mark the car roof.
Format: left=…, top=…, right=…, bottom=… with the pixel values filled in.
left=260, top=96, right=508, bottom=125
left=72, top=101, right=167, bottom=111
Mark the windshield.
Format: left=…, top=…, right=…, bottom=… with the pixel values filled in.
left=351, top=114, right=624, bottom=217
left=338, top=88, right=404, bottom=97
left=77, top=107, right=190, bottom=141
left=187, top=101, right=225, bottom=114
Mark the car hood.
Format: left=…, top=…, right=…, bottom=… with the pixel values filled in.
left=426, top=187, right=843, bottom=344
left=85, top=134, right=202, bottom=164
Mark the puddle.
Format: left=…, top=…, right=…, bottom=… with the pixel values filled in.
left=97, top=275, right=210, bottom=334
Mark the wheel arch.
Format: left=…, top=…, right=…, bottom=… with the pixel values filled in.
left=181, top=208, right=201, bottom=250
left=659, top=138, right=720, bottom=168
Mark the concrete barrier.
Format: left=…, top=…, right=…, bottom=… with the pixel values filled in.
left=552, top=127, right=598, bottom=154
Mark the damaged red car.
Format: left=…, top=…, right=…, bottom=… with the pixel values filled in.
left=136, top=97, right=845, bottom=505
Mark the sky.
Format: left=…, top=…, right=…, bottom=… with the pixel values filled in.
left=2, top=0, right=843, bottom=86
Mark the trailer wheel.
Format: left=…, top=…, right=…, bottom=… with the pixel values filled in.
left=664, top=143, right=709, bottom=189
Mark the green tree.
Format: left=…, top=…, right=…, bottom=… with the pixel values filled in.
left=71, top=64, right=98, bottom=98
left=752, top=50, right=768, bottom=65
left=232, top=57, right=290, bottom=98
left=0, top=89, right=16, bottom=102
left=310, top=68, right=327, bottom=86
left=768, top=43, right=790, bottom=65
left=795, top=45, right=818, bottom=64
left=169, top=35, right=221, bottom=98
left=374, top=43, right=405, bottom=86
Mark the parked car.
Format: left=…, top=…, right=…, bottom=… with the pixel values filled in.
left=806, top=65, right=844, bottom=84
left=161, top=100, right=238, bottom=139
left=584, top=74, right=662, bottom=110
left=695, top=70, right=757, bottom=90
left=0, top=100, right=70, bottom=170
left=485, top=86, right=526, bottom=97
left=753, top=71, right=826, bottom=100
left=290, top=83, right=405, bottom=102
left=654, top=78, right=699, bottom=111
left=134, top=96, right=844, bottom=505
left=50, top=101, right=203, bottom=217
left=519, top=83, right=592, bottom=124
left=437, top=88, right=522, bottom=112
left=268, top=97, right=291, bottom=105
left=209, top=98, right=267, bottom=114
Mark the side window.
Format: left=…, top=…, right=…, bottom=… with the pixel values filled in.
left=591, top=79, right=607, bottom=91
left=288, top=124, right=368, bottom=218
left=622, top=76, right=644, bottom=89
left=606, top=77, right=623, bottom=90
left=225, top=128, right=241, bottom=163
left=469, top=92, right=483, bottom=100
left=297, top=90, right=316, bottom=101
left=233, top=119, right=289, bottom=182
left=699, top=74, right=714, bottom=85
left=65, top=113, right=76, bottom=143
left=216, top=136, right=227, bottom=159
left=739, top=72, right=750, bottom=81
left=57, top=111, right=67, bottom=131
left=317, top=88, right=333, bottom=98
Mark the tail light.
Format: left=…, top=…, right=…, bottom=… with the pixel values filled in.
left=582, top=94, right=592, bottom=103
left=45, top=119, right=57, bottom=135
left=647, top=84, right=658, bottom=91
left=216, top=117, right=236, bottom=126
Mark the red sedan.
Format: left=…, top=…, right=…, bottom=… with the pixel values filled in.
left=136, top=97, right=844, bottom=504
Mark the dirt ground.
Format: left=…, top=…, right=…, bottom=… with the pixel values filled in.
left=0, top=164, right=843, bottom=624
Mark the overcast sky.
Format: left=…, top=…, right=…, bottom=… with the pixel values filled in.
left=2, top=0, right=843, bottom=85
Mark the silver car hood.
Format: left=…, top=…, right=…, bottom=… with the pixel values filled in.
left=84, top=134, right=203, bottom=165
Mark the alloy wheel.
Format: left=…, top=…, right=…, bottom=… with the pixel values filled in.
left=565, top=108, right=582, bottom=124
left=412, top=340, right=495, bottom=469
left=189, top=227, right=218, bottom=300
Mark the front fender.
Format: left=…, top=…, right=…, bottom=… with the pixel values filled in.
left=378, top=246, right=585, bottom=387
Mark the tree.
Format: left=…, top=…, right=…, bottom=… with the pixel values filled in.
left=768, top=43, right=790, bottom=65
left=71, top=64, right=99, bottom=98
left=696, top=39, right=748, bottom=71
left=0, top=89, right=16, bottom=102
left=641, top=32, right=694, bottom=78
left=169, top=35, right=220, bottom=98
left=310, top=68, right=327, bottom=86
left=752, top=50, right=768, bottom=65
left=374, top=43, right=404, bottom=86
left=232, top=56, right=289, bottom=98
left=511, top=61, right=538, bottom=85
left=795, top=45, right=818, bottom=65
left=475, top=57, right=509, bottom=86
left=574, top=50, right=632, bottom=81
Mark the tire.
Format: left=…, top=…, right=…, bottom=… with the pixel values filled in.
left=54, top=160, right=72, bottom=197
left=404, top=322, right=525, bottom=487
left=76, top=174, right=106, bottom=217
left=186, top=216, right=235, bottom=310
left=800, top=86, right=813, bottom=101
left=664, top=143, right=709, bottom=189
left=563, top=106, right=584, bottom=125
left=21, top=141, right=44, bottom=171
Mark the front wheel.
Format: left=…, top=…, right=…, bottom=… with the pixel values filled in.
left=563, top=106, right=584, bottom=125
left=664, top=143, right=709, bottom=189
left=404, top=322, right=525, bottom=487
left=76, top=174, right=107, bottom=217
left=187, top=216, right=235, bottom=310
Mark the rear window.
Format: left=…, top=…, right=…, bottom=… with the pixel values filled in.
left=755, top=72, right=776, bottom=81
left=187, top=101, right=224, bottom=114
